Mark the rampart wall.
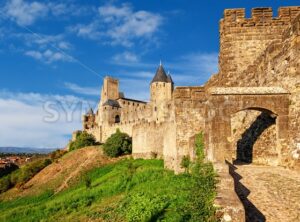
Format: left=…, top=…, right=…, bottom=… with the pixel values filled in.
left=211, top=9, right=300, bottom=169
left=216, top=7, right=300, bottom=86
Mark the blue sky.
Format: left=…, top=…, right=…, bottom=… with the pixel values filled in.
left=0, top=0, right=298, bottom=148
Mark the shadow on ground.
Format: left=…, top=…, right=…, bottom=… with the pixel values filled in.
left=226, top=161, right=266, bottom=222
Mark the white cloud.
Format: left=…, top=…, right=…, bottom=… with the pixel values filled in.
left=71, top=3, right=163, bottom=47
left=4, top=0, right=48, bottom=26
left=112, top=51, right=139, bottom=63
left=12, top=33, right=74, bottom=64
left=48, top=2, right=69, bottom=17
left=69, top=22, right=102, bottom=40
left=3, top=0, right=92, bottom=26
left=25, top=49, right=73, bottom=63
left=64, top=82, right=100, bottom=96
left=17, top=33, right=72, bottom=50
left=25, top=50, right=42, bottom=60
left=0, top=91, right=96, bottom=148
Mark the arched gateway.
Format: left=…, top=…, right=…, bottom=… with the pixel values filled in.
left=205, top=87, right=290, bottom=164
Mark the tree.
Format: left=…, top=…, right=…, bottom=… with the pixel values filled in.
left=69, top=131, right=97, bottom=151
left=103, top=129, right=132, bottom=157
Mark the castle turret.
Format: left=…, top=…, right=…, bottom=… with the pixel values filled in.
left=83, top=108, right=96, bottom=130
left=150, top=63, right=173, bottom=102
left=150, top=63, right=174, bottom=122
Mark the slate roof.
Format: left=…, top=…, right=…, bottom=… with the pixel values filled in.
left=102, top=99, right=121, bottom=108
left=167, top=74, right=174, bottom=84
left=151, top=64, right=169, bottom=83
left=121, top=98, right=147, bottom=104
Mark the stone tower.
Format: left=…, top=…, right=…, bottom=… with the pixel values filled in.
left=150, top=63, right=174, bottom=122
left=99, top=76, right=121, bottom=125
left=100, top=76, right=119, bottom=103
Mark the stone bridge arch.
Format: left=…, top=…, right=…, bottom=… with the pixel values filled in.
left=205, top=87, right=290, bottom=164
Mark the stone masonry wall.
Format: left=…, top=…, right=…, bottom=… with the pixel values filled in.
left=172, top=87, right=208, bottom=171
left=217, top=7, right=300, bottom=85
left=209, top=8, right=300, bottom=169
left=101, top=122, right=134, bottom=143
left=118, top=99, right=152, bottom=123
left=132, top=121, right=176, bottom=163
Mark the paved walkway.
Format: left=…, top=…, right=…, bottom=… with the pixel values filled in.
left=229, top=164, right=300, bottom=222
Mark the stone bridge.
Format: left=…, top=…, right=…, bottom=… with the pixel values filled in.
left=204, top=87, right=290, bottom=164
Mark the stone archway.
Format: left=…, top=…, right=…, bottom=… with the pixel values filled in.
left=205, top=87, right=290, bottom=165
left=231, top=109, right=277, bottom=165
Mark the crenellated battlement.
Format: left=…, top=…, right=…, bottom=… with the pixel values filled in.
left=282, top=12, right=300, bottom=40
left=223, top=7, right=300, bottom=26
left=218, top=6, right=300, bottom=82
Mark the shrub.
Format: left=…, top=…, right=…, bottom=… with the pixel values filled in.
left=180, top=155, right=191, bottom=173
left=83, top=175, right=92, bottom=189
left=69, top=131, right=97, bottom=151
left=103, top=129, right=132, bottom=157
left=0, top=176, right=11, bottom=193
left=50, top=149, right=67, bottom=161
left=125, top=192, right=169, bottom=222
left=195, top=132, right=205, bottom=163
left=186, top=131, right=217, bottom=222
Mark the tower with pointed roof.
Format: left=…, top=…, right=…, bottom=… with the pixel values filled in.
left=150, top=63, right=174, bottom=122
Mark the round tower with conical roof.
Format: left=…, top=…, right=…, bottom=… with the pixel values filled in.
left=150, top=63, right=174, bottom=122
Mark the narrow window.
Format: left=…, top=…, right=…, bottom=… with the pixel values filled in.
left=115, top=115, right=120, bottom=123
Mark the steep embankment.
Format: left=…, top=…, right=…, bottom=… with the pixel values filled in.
left=0, top=146, right=119, bottom=201
left=0, top=158, right=216, bottom=222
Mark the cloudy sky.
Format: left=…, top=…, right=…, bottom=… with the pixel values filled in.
left=0, top=0, right=298, bottom=148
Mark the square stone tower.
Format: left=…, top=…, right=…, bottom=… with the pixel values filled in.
left=101, top=76, right=120, bottom=103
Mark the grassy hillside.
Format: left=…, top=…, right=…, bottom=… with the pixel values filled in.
left=0, top=158, right=216, bottom=222
left=0, top=147, right=120, bottom=201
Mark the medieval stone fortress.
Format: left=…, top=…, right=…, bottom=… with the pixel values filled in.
left=80, top=6, right=300, bottom=220
left=83, top=6, right=300, bottom=170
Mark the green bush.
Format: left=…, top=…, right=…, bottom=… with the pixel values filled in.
left=195, top=132, right=205, bottom=163
left=0, top=176, right=11, bottom=193
left=69, top=131, right=97, bottom=151
left=126, top=192, right=170, bottom=222
left=186, top=132, right=217, bottom=222
left=181, top=155, right=191, bottom=173
left=83, top=175, right=92, bottom=189
left=50, top=149, right=67, bottom=161
left=103, top=129, right=132, bottom=157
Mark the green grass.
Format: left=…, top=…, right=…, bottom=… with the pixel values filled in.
left=0, top=159, right=216, bottom=222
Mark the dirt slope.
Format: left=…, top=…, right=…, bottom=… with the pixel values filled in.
left=0, top=146, right=120, bottom=200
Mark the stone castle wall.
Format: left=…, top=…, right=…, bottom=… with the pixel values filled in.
left=80, top=6, right=300, bottom=172
left=172, top=87, right=207, bottom=168
left=216, top=7, right=300, bottom=85
left=118, top=99, right=152, bottom=123
left=209, top=7, right=300, bottom=169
